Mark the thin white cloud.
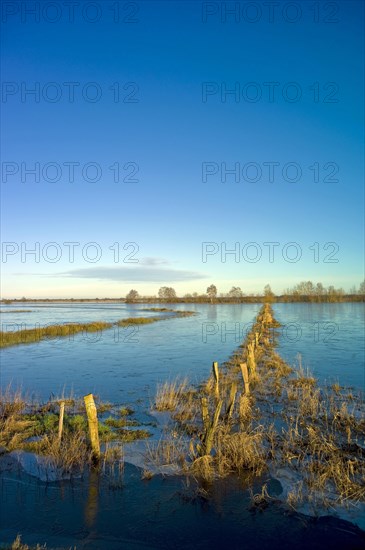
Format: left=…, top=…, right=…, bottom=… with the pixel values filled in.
left=54, top=266, right=208, bottom=283
left=139, top=257, right=171, bottom=266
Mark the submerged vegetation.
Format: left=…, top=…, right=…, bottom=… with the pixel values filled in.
left=0, top=310, right=195, bottom=349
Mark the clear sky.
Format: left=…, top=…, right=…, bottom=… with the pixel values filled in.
left=1, top=0, right=364, bottom=298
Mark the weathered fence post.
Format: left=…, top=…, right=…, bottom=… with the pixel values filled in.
left=240, top=362, right=250, bottom=395
left=247, top=342, right=256, bottom=375
left=212, top=361, right=219, bottom=398
left=58, top=400, right=65, bottom=442
left=201, top=396, right=210, bottom=432
left=84, top=394, right=100, bottom=461
left=202, top=399, right=223, bottom=456
left=226, top=382, right=237, bottom=421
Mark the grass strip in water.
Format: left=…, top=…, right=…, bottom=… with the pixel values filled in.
left=0, top=311, right=195, bottom=348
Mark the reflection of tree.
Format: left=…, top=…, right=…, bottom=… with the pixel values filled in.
left=85, top=468, right=99, bottom=529
left=206, top=304, right=218, bottom=321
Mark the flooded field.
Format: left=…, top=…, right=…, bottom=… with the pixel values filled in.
left=0, top=302, right=364, bottom=549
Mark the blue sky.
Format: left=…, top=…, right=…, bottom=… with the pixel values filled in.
left=1, top=0, right=364, bottom=298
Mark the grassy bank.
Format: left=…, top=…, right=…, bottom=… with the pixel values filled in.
left=0, top=311, right=195, bottom=349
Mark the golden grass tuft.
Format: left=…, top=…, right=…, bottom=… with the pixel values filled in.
left=154, top=379, right=188, bottom=411
left=8, top=535, right=47, bottom=549
left=191, top=455, right=215, bottom=481
left=215, top=427, right=266, bottom=476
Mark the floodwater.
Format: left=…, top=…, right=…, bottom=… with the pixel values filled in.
left=1, top=302, right=364, bottom=402
left=0, top=302, right=364, bottom=548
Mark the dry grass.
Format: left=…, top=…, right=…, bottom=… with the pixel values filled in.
left=145, top=434, right=188, bottom=470
left=141, top=469, right=154, bottom=480
left=191, top=455, right=215, bottom=481
left=24, top=429, right=92, bottom=475
left=287, top=481, right=304, bottom=510
left=215, top=426, right=266, bottom=477
left=238, top=394, right=252, bottom=424
left=7, top=535, right=46, bottom=549
left=6, top=534, right=76, bottom=549
left=154, top=379, right=188, bottom=411
left=249, top=483, right=274, bottom=510
left=0, top=388, right=149, bottom=476
left=0, top=386, right=34, bottom=450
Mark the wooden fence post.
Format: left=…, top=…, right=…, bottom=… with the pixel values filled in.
left=240, top=363, right=250, bottom=395
left=212, top=361, right=219, bottom=398
left=247, top=342, right=256, bottom=375
left=84, top=394, right=100, bottom=461
left=58, top=401, right=65, bottom=442
left=226, top=382, right=237, bottom=421
left=201, top=397, right=210, bottom=432
left=202, top=399, right=223, bottom=456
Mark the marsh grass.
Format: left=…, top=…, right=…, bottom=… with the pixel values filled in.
left=0, top=309, right=33, bottom=313
left=145, top=434, right=188, bottom=471
left=215, top=426, right=266, bottom=477
left=0, top=387, right=151, bottom=476
left=5, top=535, right=47, bottom=549
left=0, top=386, right=34, bottom=450
left=191, top=455, right=215, bottom=481
left=0, top=321, right=112, bottom=348
left=148, top=304, right=365, bottom=515
left=0, top=310, right=196, bottom=349
left=154, top=379, right=189, bottom=411
left=116, top=316, right=162, bottom=326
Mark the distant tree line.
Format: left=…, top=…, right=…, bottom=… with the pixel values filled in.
left=2, top=281, right=364, bottom=304
left=124, top=281, right=365, bottom=304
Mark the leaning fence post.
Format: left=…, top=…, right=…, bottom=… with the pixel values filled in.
left=226, top=382, right=237, bottom=421
left=202, top=399, right=223, bottom=456
left=84, top=393, right=100, bottom=461
left=58, top=401, right=65, bottom=442
left=201, top=396, right=210, bottom=432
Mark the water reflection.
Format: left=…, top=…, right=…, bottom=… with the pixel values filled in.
left=85, top=468, right=99, bottom=529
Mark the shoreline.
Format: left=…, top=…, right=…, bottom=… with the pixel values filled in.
left=1, top=296, right=365, bottom=304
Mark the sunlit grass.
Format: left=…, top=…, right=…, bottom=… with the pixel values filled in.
left=0, top=310, right=196, bottom=348
left=0, top=321, right=112, bottom=348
